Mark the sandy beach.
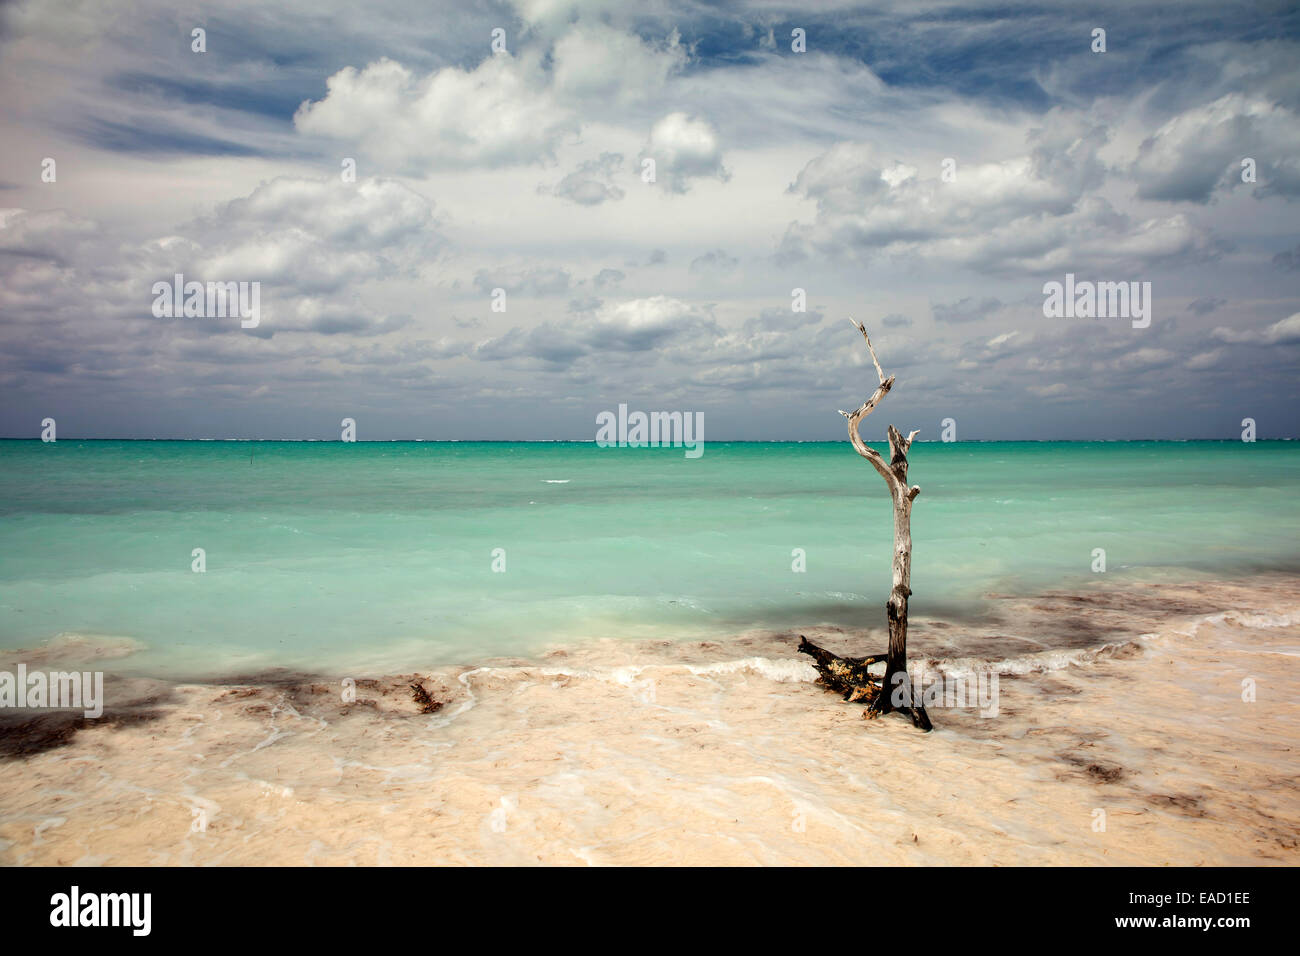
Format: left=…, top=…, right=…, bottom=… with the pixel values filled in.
left=1, top=573, right=1297, bottom=866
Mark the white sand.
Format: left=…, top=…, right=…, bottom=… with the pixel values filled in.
left=1, top=576, right=1297, bottom=865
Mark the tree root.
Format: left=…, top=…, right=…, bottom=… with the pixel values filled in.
left=797, top=636, right=882, bottom=701
left=798, top=636, right=932, bottom=731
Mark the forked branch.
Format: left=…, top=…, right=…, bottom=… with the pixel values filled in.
left=837, top=319, right=896, bottom=487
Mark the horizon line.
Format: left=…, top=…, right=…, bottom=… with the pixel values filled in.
left=1, top=437, right=1294, bottom=444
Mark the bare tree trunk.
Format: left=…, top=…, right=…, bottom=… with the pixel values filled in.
left=880, top=425, right=931, bottom=730
left=799, top=321, right=932, bottom=731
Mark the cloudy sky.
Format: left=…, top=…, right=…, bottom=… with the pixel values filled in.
left=1, top=0, right=1297, bottom=440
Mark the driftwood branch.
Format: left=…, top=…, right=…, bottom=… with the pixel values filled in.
left=797, top=636, right=883, bottom=703
left=837, top=319, right=896, bottom=487
left=803, top=319, right=932, bottom=731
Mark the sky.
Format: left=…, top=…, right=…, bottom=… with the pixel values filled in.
left=0, top=0, right=1297, bottom=440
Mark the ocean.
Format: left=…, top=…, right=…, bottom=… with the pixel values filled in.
left=1, top=439, right=1297, bottom=678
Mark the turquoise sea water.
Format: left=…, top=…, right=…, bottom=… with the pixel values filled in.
left=0, top=440, right=1296, bottom=677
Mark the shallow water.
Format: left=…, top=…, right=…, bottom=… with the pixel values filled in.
left=0, top=439, right=1297, bottom=677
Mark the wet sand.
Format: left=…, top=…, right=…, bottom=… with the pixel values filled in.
left=1, top=575, right=1298, bottom=865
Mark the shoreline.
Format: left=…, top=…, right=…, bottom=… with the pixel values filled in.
left=1, top=573, right=1298, bottom=865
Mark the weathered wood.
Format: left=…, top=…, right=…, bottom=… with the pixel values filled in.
left=410, top=680, right=443, bottom=714
left=802, top=319, right=932, bottom=731
left=796, top=636, right=883, bottom=702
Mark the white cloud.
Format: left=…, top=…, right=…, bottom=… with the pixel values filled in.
left=1130, top=94, right=1300, bottom=203
left=781, top=112, right=1218, bottom=273
left=469, top=294, right=717, bottom=368
left=0, top=207, right=100, bottom=259
left=641, top=112, right=729, bottom=193
left=187, top=176, right=442, bottom=297
left=1213, top=312, right=1300, bottom=346
left=213, top=176, right=437, bottom=247
left=1184, top=349, right=1223, bottom=370
left=508, top=0, right=620, bottom=31
left=551, top=23, right=685, bottom=105
left=293, top=21, right=689, bottom=173
left=591, top=295, right=716, bottom=349
left=1113, top=347, right=1174, bottom=371
left=294, top=54, right=578, bottom=170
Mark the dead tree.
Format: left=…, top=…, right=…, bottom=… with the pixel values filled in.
left=798, top=319, right=932, bottom=731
